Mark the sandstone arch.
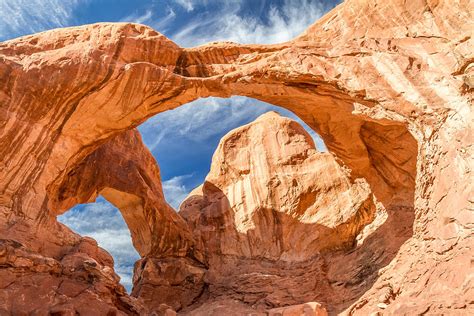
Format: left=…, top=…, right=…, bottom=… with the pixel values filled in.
left=0, top=0, right=472, bottom=314
left=49, top=129, right=195, bottom=258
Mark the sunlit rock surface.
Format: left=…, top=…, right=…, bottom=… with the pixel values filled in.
left=0, top=0, right=472, bottom=314
left=181, top=112, right=375, bottom=260
left=175, top=112, right=375, bottom=312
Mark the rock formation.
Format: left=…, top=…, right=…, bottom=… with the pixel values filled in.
left=175, top=111, right=375, bottom=312
left=49, top=129, right=196, bottom=259
left=181, top=112, right=376, bottom=260
left=0, top=237, right=147, bottom=315
left=0, top=0, right=472, bottom=314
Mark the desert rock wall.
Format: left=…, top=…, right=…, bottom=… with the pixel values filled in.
left=0, top=0, right=472, bottom=314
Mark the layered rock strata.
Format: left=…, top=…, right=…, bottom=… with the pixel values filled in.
left=0, top=236, right=144, bottom=315
left=175, top=112, right=376, bottom=312
left=181, top=112, right=376, bottom=260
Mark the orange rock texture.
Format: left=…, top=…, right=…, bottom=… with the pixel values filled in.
left=0, top=0, right=472, bottom=314
left=176, top=112, right=375, bottom=312
left=181, top=112, right=376, bottom=260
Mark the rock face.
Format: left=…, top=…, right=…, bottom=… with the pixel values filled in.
left=0, top=0, right=472, bottom=315
left=51, top=128, right=206, bottom=313
left=181, top=112, right=376, bottom=260
left=0, top=237, right=144, bottom=315
left=50, top=129, right=196, bottom=259
left=175, top=112, right=376, bottom=311
left=0, top=129, right=196, bottom=314
left=268, top=302, right=328, bottom=316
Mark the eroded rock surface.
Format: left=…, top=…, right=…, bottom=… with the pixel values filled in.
left=181, top=112, right=376, bottom=260
left=175, top=112, right=376, bottom=311
left=0, top=237, right=144, bottom=315
left=49, top=129, right=197, bottom=259
left=0, top=0, right=472, bottom=314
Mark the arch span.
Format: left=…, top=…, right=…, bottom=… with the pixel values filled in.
left=2, top=22, right=415, bottom=222
left=49, top=129, right=194, bottom=258
left=0, top=0, right=471, bottom=314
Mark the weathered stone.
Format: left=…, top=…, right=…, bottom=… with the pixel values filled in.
left=181, top=112, right=376, bottom=260
left=0, top=0, right=472, bottom=314
left=268, top=302, right=328, bottom=316
left=176, top=112, right=376, bottom=310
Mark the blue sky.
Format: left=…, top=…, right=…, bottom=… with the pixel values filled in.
left=1, top=0, right=339, bottom=291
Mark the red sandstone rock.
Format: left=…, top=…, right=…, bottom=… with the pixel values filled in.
left=181, top=112, right=376, bottom=261
left=131, top=113, right=369, bottom=313
left=49, top=129, right=197, bottom=259
left=268, top=302, right=328, bottom=316
left=0, top=238, right=144, bottom=315
left=50, top=129, right=206, bottom=312
left=0, top=0, right=472, bottom=314
left=176, top=112, right=376, bottom=310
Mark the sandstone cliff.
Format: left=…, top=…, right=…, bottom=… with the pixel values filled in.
left=181, top=112, right=376, bottom=261
left=175, top=111, right=376, bottom=313
left=0, top=0, right=472, bottom=314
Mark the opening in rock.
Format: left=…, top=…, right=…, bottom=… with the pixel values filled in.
left=40, top=67, right=419, bottom=315
left=54, top=96, right=328, bottom=296
left=138, top=96, right=327, bottom=209
left=3, top=0, right=467, bottom=312
left=58, top=196, right=140, bottom=292
left=123, top=94, right=417, bottom=313
left=50, top=91, right=416, bottom=314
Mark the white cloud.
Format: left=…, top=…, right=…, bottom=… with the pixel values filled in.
left=121, top=6, right=177, bottom=33
left=172, top=0, right=243, bottom=12
left=162, top=174, right=194, bottom=209
left=0, top=0, right=89, bottom=40
left=140, top=97, right=269, bottom=152
left=139, top=96, right=326, bottom=153
left=171, top=0, right=326, bottom=46
left=174, top=0, right=195, bottom=11
left=122, top=9, right=154, bottom=25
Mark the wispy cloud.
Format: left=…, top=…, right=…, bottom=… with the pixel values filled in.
left=0, top=0, right=89, bottom=40
left=162, top=174, right=194, bottom=209
left=139, top=96, right=326, bottom=153
left=173, top=0, right=195, bottom=11
left=121, top=9, right=154, bottom=25
left=172, top=0, right=243, bottom=12
left=58, top=198, right=140, bottom=292
left=121, top=6, right=177, bottom=33
left=139, top=97, right=265, bottom=152
left=171, top=0, right=327, bottom=46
